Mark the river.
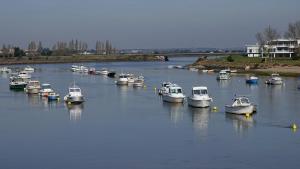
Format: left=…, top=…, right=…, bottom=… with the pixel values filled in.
left=0, top=57, right=299, bottom=169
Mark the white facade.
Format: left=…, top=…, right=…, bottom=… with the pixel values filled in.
left=246, top=38, right=300, bottom=58
left=246, top=44, right=260, bottom=57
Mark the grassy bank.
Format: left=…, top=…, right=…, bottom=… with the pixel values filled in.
left=0, top=54, right=160, bottom=65
left=189, top=55, right=300, bottom=77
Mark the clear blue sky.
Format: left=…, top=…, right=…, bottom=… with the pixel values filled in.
left=0, top=0, right=299, bottom=49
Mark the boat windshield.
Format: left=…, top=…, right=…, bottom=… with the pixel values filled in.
left=170, top=88, right=182, bottom=94
left=70, top=88, right=81, bottom=92
left=193, top=89, right=207, bottom=95
left=240, top=98, right=249, bottom=104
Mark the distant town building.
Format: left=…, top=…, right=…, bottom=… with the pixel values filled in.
left=246, top=38, right=300, bottom=58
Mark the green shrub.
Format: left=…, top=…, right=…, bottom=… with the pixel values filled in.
left=226, top=55, right=234, bottom=62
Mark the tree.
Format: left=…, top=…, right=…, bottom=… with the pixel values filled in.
left=284, top=21, right=300, bottom=39
left=256, top=25, right=280, bottom=58
left=14, top=47, right=25, bottom=58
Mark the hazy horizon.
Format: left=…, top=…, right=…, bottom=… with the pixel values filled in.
left=0, top=0, right=299, bottom=49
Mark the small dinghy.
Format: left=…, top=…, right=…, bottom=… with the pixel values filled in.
left=217, top=70, right=230, bottom=80
left=265, top=73, right=283, bottom=85
left=107, top=71, right=116, bottom=78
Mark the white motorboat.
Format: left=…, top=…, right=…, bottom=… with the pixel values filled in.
left=25, top=80, right=41, bottom=94
left=158, top=82, right=172, bottom=95
left=116, top=74, right=129, bottom=85
left=64, top=83, right=84, bottom=104
left=23, top=66, right=35, bottom=73
left=162, top=84, right=186, bottom=103
left=126, top=74, right=135, bottom=84
left=225, top=96, right=255, bottom=115
left=217, top=70, right=230, bottom=80
left=18, top=71, right=31, bottom=80
left=265, top=73, right=283, bottom=85
left=71, top=65, right=79, bottom=72
left=187, top=86, right=213, bottom=108
left=97, top=68, right=109, bottom=75
left=39, top=83, right=54, bottom=97
left=133, top=76, right=144, bottom=87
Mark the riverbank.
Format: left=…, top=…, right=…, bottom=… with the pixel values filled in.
left=0, top=54, right=161, bottom=65
left=188, top=55, right=300, bottom=77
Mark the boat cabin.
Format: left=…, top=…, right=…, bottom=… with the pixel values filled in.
left=41, top=83, right=51, bottom=89
left=192, top=87, right=208, bottom=95
left=232, top=97, right=250, bottom=106
left=169, top=85, right=183, bottom=94
left=28, top=81, right=40, bottom=86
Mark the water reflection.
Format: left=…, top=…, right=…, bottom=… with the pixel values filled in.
left=66, top=104, right=83, bottom=121
left=27, top=94, right=40, bottom=106
left=218, top=80, right=230, bottom=88
left=226, top=114, right=255, bottom=135
left=162, top=102, right=184, bottom=124
left=188, top=107, right=210, bottom=133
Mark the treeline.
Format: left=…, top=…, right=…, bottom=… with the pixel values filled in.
left=0, top=40, right=117, bottom=58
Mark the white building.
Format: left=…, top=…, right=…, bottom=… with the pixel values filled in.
left=246, top=38, right=300, bottom=58
left=246, top=44, right=260, bottom=57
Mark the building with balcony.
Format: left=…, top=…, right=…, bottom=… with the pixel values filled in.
left=246, top=38, right=300, bottom=58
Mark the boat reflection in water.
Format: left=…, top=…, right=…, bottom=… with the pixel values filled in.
left=162, top=102, right=184, bottom=124
left=66, top=103, right=84, bottom=121
left=218, top=80, right=230, bottom=88
left=27, top=94, right=40, bottom=106
left=188, top=107, right=210, bottom=133
left=226, top=114, right=255, bottom=135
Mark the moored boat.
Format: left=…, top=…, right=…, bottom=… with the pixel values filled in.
left=265, top=73, right=283, bottom=85
left=246, top=76, right=259, bottom=84
left=97, top=68, right=109, bottom=75
left=217, top=70, right=230, bottom=80
left=133, top=76, right=144, bottom=87
left=158, top=82, right=172, bottom=95
left=162, top=84, right=186, bottom=103
left=107, top=71, right=116, bottom=78
left=64, top=83, right=84, bottom=104
left=39, top=83, right=54, bottom=97
left=116, top=74, right=129, bottom=85
left=187, top=86, right=213, bottom=108
left=225, top=96, right=255, bottom=115
left=9, top=77, right=27, bottom=90
left=18, top=71, right=31, bottom=80
left=23, top=66, right=35, bottom=73
left=48, top=92, right=60, bottom=101
left=25, top=80, right=41, bottom=94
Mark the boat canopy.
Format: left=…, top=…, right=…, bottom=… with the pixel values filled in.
left=169, top=85, right=183, bottom=94
left=192, top=87, right=208, bottom=95
left=69, top=88, right=81, bottom=93
left=232, top=97, right=250, bottom=106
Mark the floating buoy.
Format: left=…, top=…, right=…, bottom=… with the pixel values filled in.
left=245, top=113, right=251, bottom=118
left=68, top=102, right=71, bottom=105
left=212, top=106, right=218, bottom=112
left=57, top=98, right=60, bottom=101
left=154, top=87, right=157, bottom=91
left=291, top=123, right=297, bottom=130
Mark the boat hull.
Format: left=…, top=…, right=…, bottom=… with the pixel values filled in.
left=187, top=98, right=211, bottom=108
left=26, top=88, right=40, bottom=94
left=246, top=79, right=258, bottom=84
left=10, top=84, right=27, bottom=90
left=116, top=80, right=128, bottom=85
left=162, top=95, right=185, bottom=103
left=48, top=95, right=60, bottom=101
left=225, top=105, right=254, bottom=115
left=64, top=95, right=84, bottom=104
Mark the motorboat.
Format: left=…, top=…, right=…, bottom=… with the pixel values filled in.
left=107, top=71, right=116, bottom=78
left=25, top=80, right=41, bottom=94
left=265, top=73, right=283, bottom=85
left=127, top=74, right=135, bottom=84
left=187, top=86, right=213, bottom=108
left=23, top=66, right=35, bottom=73
left=97, top=68, right=109, bottom=75
left=217, top=70, right=230, bottom=80
left=162, top=84, right=186, bottom=103
left=72, top=65, right=88, bottom=73
left=158, top=82, right=172, bottom=95
left=71, top=65, right=79, bottom=72
left=133, top=76, right=144, bottom=87
left=48, top=92, right=60, bottom=101
left=18, top=71, right=31, bottom=80
left=246, top=76, right=259, bottom=84
left=225, top=96, right=255, bottom=115
left=116, top=74, right=128, bottom=85
left=39, top=83, right=54, bottom=97
left=64, top=83, right=84, bottom=104
left=9, top=77, right=27, bottom=90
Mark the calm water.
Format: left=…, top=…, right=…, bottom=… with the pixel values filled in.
left=1, top=57, right=300, bottom=169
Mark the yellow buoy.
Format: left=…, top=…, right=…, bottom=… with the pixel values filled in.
left=245, top=113, right=251, bottom=118
left=68, top=102, right=71, bottom=105
left=291, top=123, right=297, bottom=130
